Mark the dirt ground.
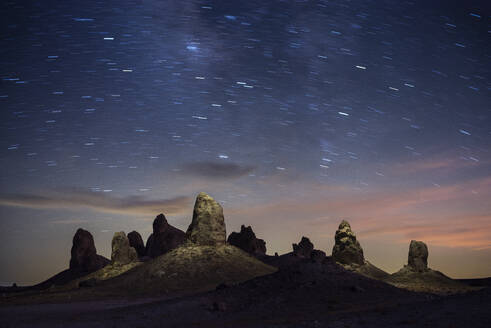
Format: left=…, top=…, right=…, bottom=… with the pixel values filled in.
left=1, top=260, right=490, bottom=328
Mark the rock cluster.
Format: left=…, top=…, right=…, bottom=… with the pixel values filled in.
left=293, top=237, right=314, bottom=258
left=227, top=225, right=266, bottom=256
left=146, top=214, right=186, bottom=258
left=332, top=220, right=364, bottom=266
left=127, top=231, right=146, bottom=257
left=69, top=228, right=109, bottom=273
left=407, top=240, right=428, bottom=272
left=186, top=192, right=226, bottom=246
left=111, top=232, right=138, bottom=265
left=291, top=237, right=326, bottom=262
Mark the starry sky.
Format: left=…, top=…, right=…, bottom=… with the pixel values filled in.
left=1, top=0, right=490, bottom=285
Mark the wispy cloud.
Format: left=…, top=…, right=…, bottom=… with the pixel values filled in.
left=177, top=161, right=255, bottom=179
left=0, top=189, right=192, bottom=216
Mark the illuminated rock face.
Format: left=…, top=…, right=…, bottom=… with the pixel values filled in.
left=111, top=232, right=138, bottom=265
left=69, top=228, right=109, bottom=272
left=332, top=220, right=365, bottom=266
left=186, top=192, right=226, bottom=246
left=146, top=214, right=186, bottom=258
left=127, top=231, right=145, bottom=257
left=228, top=225, right=266, bottom=256
left=408, top=240, right=428, bottom=272
left=292, top=237, right=314, bottom=258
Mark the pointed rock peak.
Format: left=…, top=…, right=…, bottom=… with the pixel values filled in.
left=338, top=220, right=351, bottom=230
left=153, top=213, right=169, bottom=234
left=241, top=224, right=253, bottom=234
left=69, top=228, right=109, bottom=272
left=408, top=240, right=428, bottom=272
left=292, top=236, right=314, bottom=258
left=332, top=220, right=364, bottom=265
left=127, top=231, right=145, bottom=257
left=146, top=220, right=186, bottom=258
left=111, top=231, right=138, bottom=265
left=186, top=192, right=226, bottom=246
left=228, top=224, right=266, bottom=256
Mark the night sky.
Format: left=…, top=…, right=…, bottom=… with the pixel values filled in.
left=1, top=0, right=490, bottom=285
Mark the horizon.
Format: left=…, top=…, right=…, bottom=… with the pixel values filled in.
left=1, top=0, right=490, bottom=285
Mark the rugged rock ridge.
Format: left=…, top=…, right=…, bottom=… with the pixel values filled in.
left=127, top=231, right=145, bottom=257
left=69, top=228, right=109, bottom=273
left=227, top=225, right=266, bottom=256
left=186, top=192, right=226, bottom=246
left=146, top=213, right=186, bottom=258
left=111, top=232, right=138, bottom=265
left=332, top=220, right=364, bottom=266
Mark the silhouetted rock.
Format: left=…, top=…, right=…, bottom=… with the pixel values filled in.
left=332, top=220, right=364, bottom=266
left=146, top=214, right=186, bottom=258
left=111, top=232, right=138, bottom=265
left=127, top=231, right=145, bottom=257
left=227, top=225, right=266, bottom=256
left=186, top=192, right=226, bottom=246
left=310, top=249, right=326, bottom=262
left=293, top=237, right=314, bottom=258
left=408, top=240, right=428, bottom=272
left=69, top=228, right=109, bottom=273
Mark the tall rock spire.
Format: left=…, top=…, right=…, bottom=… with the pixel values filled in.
left=332, top=220, right=365, bottom=265
left=186, top=192, right=226, bottom=246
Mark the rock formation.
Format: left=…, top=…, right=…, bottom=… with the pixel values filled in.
left=127, top=231, right=145, bottom=257
left=227, top=225, right=266, bottom=256
left=69, top=228, right=109, bottom=273
left=111, top=232, right=138, bottom=265
left=385, top=240, right=470, bottom=293
left=332, top=220, right=364, bottom=266
left=292, top=237, right=314, bottom=258
left=407, top=240, right=428, bottom=272
left=186, top=192, right=226, bottom=246
left=146, top=214, right=186, bottom=258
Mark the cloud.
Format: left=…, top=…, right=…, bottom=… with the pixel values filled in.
left=177, top=161, right=254, bottom=179
left=0, top=189, right=192, bottom=216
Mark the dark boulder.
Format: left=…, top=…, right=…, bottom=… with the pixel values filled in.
left=186, top=192, right=226, bottom=246
left=127, top=231, right=145, bottom=257
left=146, top=214, right=186, bottom=258
left=332, top=220, right=365, bottom=266
left=293, top=237, right=314, bottom=258
left=69, top=228, right=109, bottom=273
left=408, top=240, right=428, bottom=272
left=227, top=225, right=266, bottom=256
